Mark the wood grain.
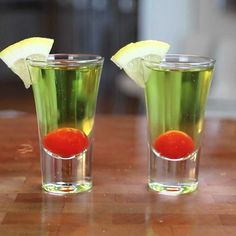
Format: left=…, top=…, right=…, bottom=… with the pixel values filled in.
left=0, top=114, right=236, bottom=235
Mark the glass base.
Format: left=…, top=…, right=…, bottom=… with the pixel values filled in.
left=42, top=181, right=92, bottom=194
left=148, top=181, right=198, bottom=195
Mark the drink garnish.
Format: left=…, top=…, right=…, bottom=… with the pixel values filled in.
left=154, top=130, right=194, bottom=159
left=43, top=128, right=88, bottom=158
left=111, top=40, right=170, bottom=87
left=0, top=37, right=54, bottom=88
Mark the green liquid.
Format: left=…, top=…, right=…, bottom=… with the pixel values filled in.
left=29, top=64, right=102, bottom=137
left=144, top=66, right=213, bottom=147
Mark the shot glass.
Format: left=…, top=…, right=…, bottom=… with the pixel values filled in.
left=27, top=54, right=104, bottom=194
left=143, top=54, right=215, bottom=195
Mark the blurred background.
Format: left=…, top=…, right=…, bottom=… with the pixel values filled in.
left=0, top=0, right=236, bottom=117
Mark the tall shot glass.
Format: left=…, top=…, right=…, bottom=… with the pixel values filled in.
left=27, top=54, right=104, bottom=194
left=143, top=55, right=215, bottom=195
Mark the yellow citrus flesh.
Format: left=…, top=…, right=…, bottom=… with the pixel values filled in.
left=111, top=40, right=170, bottom=87
left=0, top=37, right=54, bottom=88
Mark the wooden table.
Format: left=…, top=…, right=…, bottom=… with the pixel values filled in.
left=0, top=113, right=236, bottom=236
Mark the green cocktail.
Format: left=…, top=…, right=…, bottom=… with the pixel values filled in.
left=143, top=55, right=215, bottom=195
left=27, top=54, right=103, bottom=194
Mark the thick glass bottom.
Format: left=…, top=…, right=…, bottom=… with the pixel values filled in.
left=42, top=181, right=92, bottom=194
left=41, top=146, right=92, bottom=194
left=148, top=181, right=198, bottom=195
left=148, top=147, right=200, bottom=195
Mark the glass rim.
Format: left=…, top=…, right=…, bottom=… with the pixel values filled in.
left=143, top=54, right=215, bottom=69
left=26, top=53, right=104, bottom=66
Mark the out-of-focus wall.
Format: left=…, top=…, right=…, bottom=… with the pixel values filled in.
left=138, top=0, right=198, bottom=53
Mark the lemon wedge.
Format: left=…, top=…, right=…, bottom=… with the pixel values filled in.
left=0, top=37, right=54, bottom=88
left=111, top=40, right=170, bottom=87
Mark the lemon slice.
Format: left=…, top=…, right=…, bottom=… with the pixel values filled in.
left=111, top=40, right=170, bottom=87
left=0, top=37, right=54, bottom=88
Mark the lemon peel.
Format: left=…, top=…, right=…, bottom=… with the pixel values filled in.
left=0, top=37, right=54, bottom=88
left=111, top=40, right=170, bottom=87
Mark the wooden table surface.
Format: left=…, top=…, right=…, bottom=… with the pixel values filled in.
left=0, top=113, right=236, bottom=236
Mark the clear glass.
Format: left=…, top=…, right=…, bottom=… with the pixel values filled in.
left=143, top=54, right=215, bottom=195
left=27, top=54, right=104, bottom=194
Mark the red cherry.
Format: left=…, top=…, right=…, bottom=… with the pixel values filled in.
left=43, top=128, right=88, bottom=158
left=154, top=130, right=194, bottom=159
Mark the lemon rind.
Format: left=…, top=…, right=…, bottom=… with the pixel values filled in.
left=0, top=37, right=54, bottom=88
left=0, top=37, right=54, bottom=67
left=111, top=40, right=170, bottom=69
